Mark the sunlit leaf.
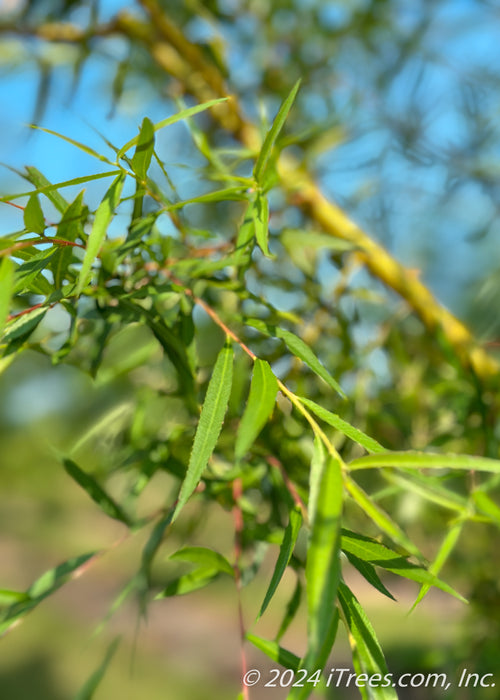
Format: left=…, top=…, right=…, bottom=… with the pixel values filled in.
left=76, top=172, right=126, bottom=294
left=349, top=451, right=500, bottom=474
left=131, top=117, right=155, bottom=182
left=0, top=258, right=14, bottom=340
left=303, top=457, right=343, bottom=668
left=246, top=633, right=300, bottom=671
left=345, top=476, right=423, bottom=560
left=155, top=567, right=219, bottom=598
left=235, top=358, right=277, bottom=460
left=254, top=79, right=301, bottom=184
left=299, top=397, right=384, bottom=453
left=258, top=506, right=302, bottom=619
left=117, top=98, right=229, bottom=158
left=338, top=582, right=398, bottom=700
left=23, top=194, right=45, bottom=234
left=253, top=191, right=273, bottom=257
left=170, top=546, right=234, bottom=577
left=63, top=458, right=132, bottom=526
left=173, top=343, right=233, bottom=521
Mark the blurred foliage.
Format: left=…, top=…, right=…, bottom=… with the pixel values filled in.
left=1, top=1, right=500, bottom=699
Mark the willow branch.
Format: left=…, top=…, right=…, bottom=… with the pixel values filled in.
left=135, top=0, right=499, bottom=383
left=0, top=5, right=497, bottom=380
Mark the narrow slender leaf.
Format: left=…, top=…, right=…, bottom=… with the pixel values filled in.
left=74, top=637, right=120, bottom=700
left=345, top=476, right=423, bottom=560
left=0, top=258, right=14, bottom=339
left=473, top=489, right=500, bottom=525
left=13, top=247, right=56, bottom=295
left=30, top=125, right=114, bottom=165
left=344, top=552, right=396, bottom=601
left=349, top=451, right=500, bottom=474
left=303, top=457, right=343, bottom=667
left=23, top=166, right=69, bottom=212
left=412, top=521, right=464, bottom=609
left=173, top=343, right=233, bottom=521
left=254, top=79, right=301, bottom=184
left=131, top=117, right=155, bottom=181
left=1, top=168, right=120, bottom=205
left=63, top=458, right=132, bottom=526
left=277, top=328, right=345, bottom=398
left=23, top=194, right=45, bottom=234
left=0, top=590, right=30, bottom=606
left=299, top=397, right=384, bottom=453
left=246, top=633, right=300, bottom=671
left=165, top=186, right=247, bottom=210
left=76, top=172, right=125, bottom=294
left=170, top=546, right=234, bottom=577
left=235, top=358, right=277, bottom=460
left=0, top=551, right=98, bottom=635
left=258, top=506, right=302, bottom=619
left=155, top=568, right=219, bottom=598
left=341, top=528, right=466, bottom=602
left=253, top=191, right=273, bottom=257
left=338, top=582, right=398, bottom=700
left=308, top=435, right=325, bottom=527
left=1, top=306, right=47, bottom=345
left=117, top=98, right=228, bottom=158
left=383, top=471, right=467, bottom=513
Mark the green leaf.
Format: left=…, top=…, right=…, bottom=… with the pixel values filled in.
left=349, top=451, right=500, bottom=474
left=166, top=186, right=247, bottom=210
left=345, top=476, right=423, bottom=560
left=117, top=98, right=229, bottom=158
left=308, top=435, right=325, bottom=527
left=277, top=328, right=346, bottom=398
left=76, top=172, right=126, bottom=294
left=298, top=397, right=384, bottom=453
left=63, top=458, right=132, bottom=526
left=13, top=247, right=56, bottom=295
left=303, top=457, right=343, bottom=667
left=344, top=552, right=396, bottom=601
left=473, top=489, right=500, bottom=525
left=253, top=191, right=273, bottom=257
left=23, top=194, right=45, bottom=234
left=248, top=321, right=345, bottom=398
left=29, top=125, right=115, bottom=166
left=0, top=551, right=98, bottom=635
left=0, top=168, right=120, bottom=205
left=1, top=306, right=47, bottom=345
left=235, top=358, right=277, bottom=460
left=170, top=546, right=234, bottom=577
left=341, top=529, right=466, bottom=603
left=173, top=343, right=233, bottom=521
left=338, top=582, right=398, bottom=700
left=131, top=117, right=155, bottom=181
left=23, top=166, right=69, bottom=212
left=155, top=568, right=219, bottom=598
left=53, top=191, right=86, bottom=288
left=383, top=470, right=467, bottom=513
left=0, top=258, right=14, bottom=339
left=74, top=638, right=120, bottom=700
left=0, top=589, right=30, bottom=607
left=254, top=79, right=301, bottom=184
left=411, top=521, right=464, bottom=609
left=28, top=552, right=98, bottom=599
left=258, top=506, right=302, bottom=619
left=246, top=633, right=300, bottom=671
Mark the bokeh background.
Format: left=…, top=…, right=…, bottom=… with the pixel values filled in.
left=1, top=0, right=500, bottom=698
